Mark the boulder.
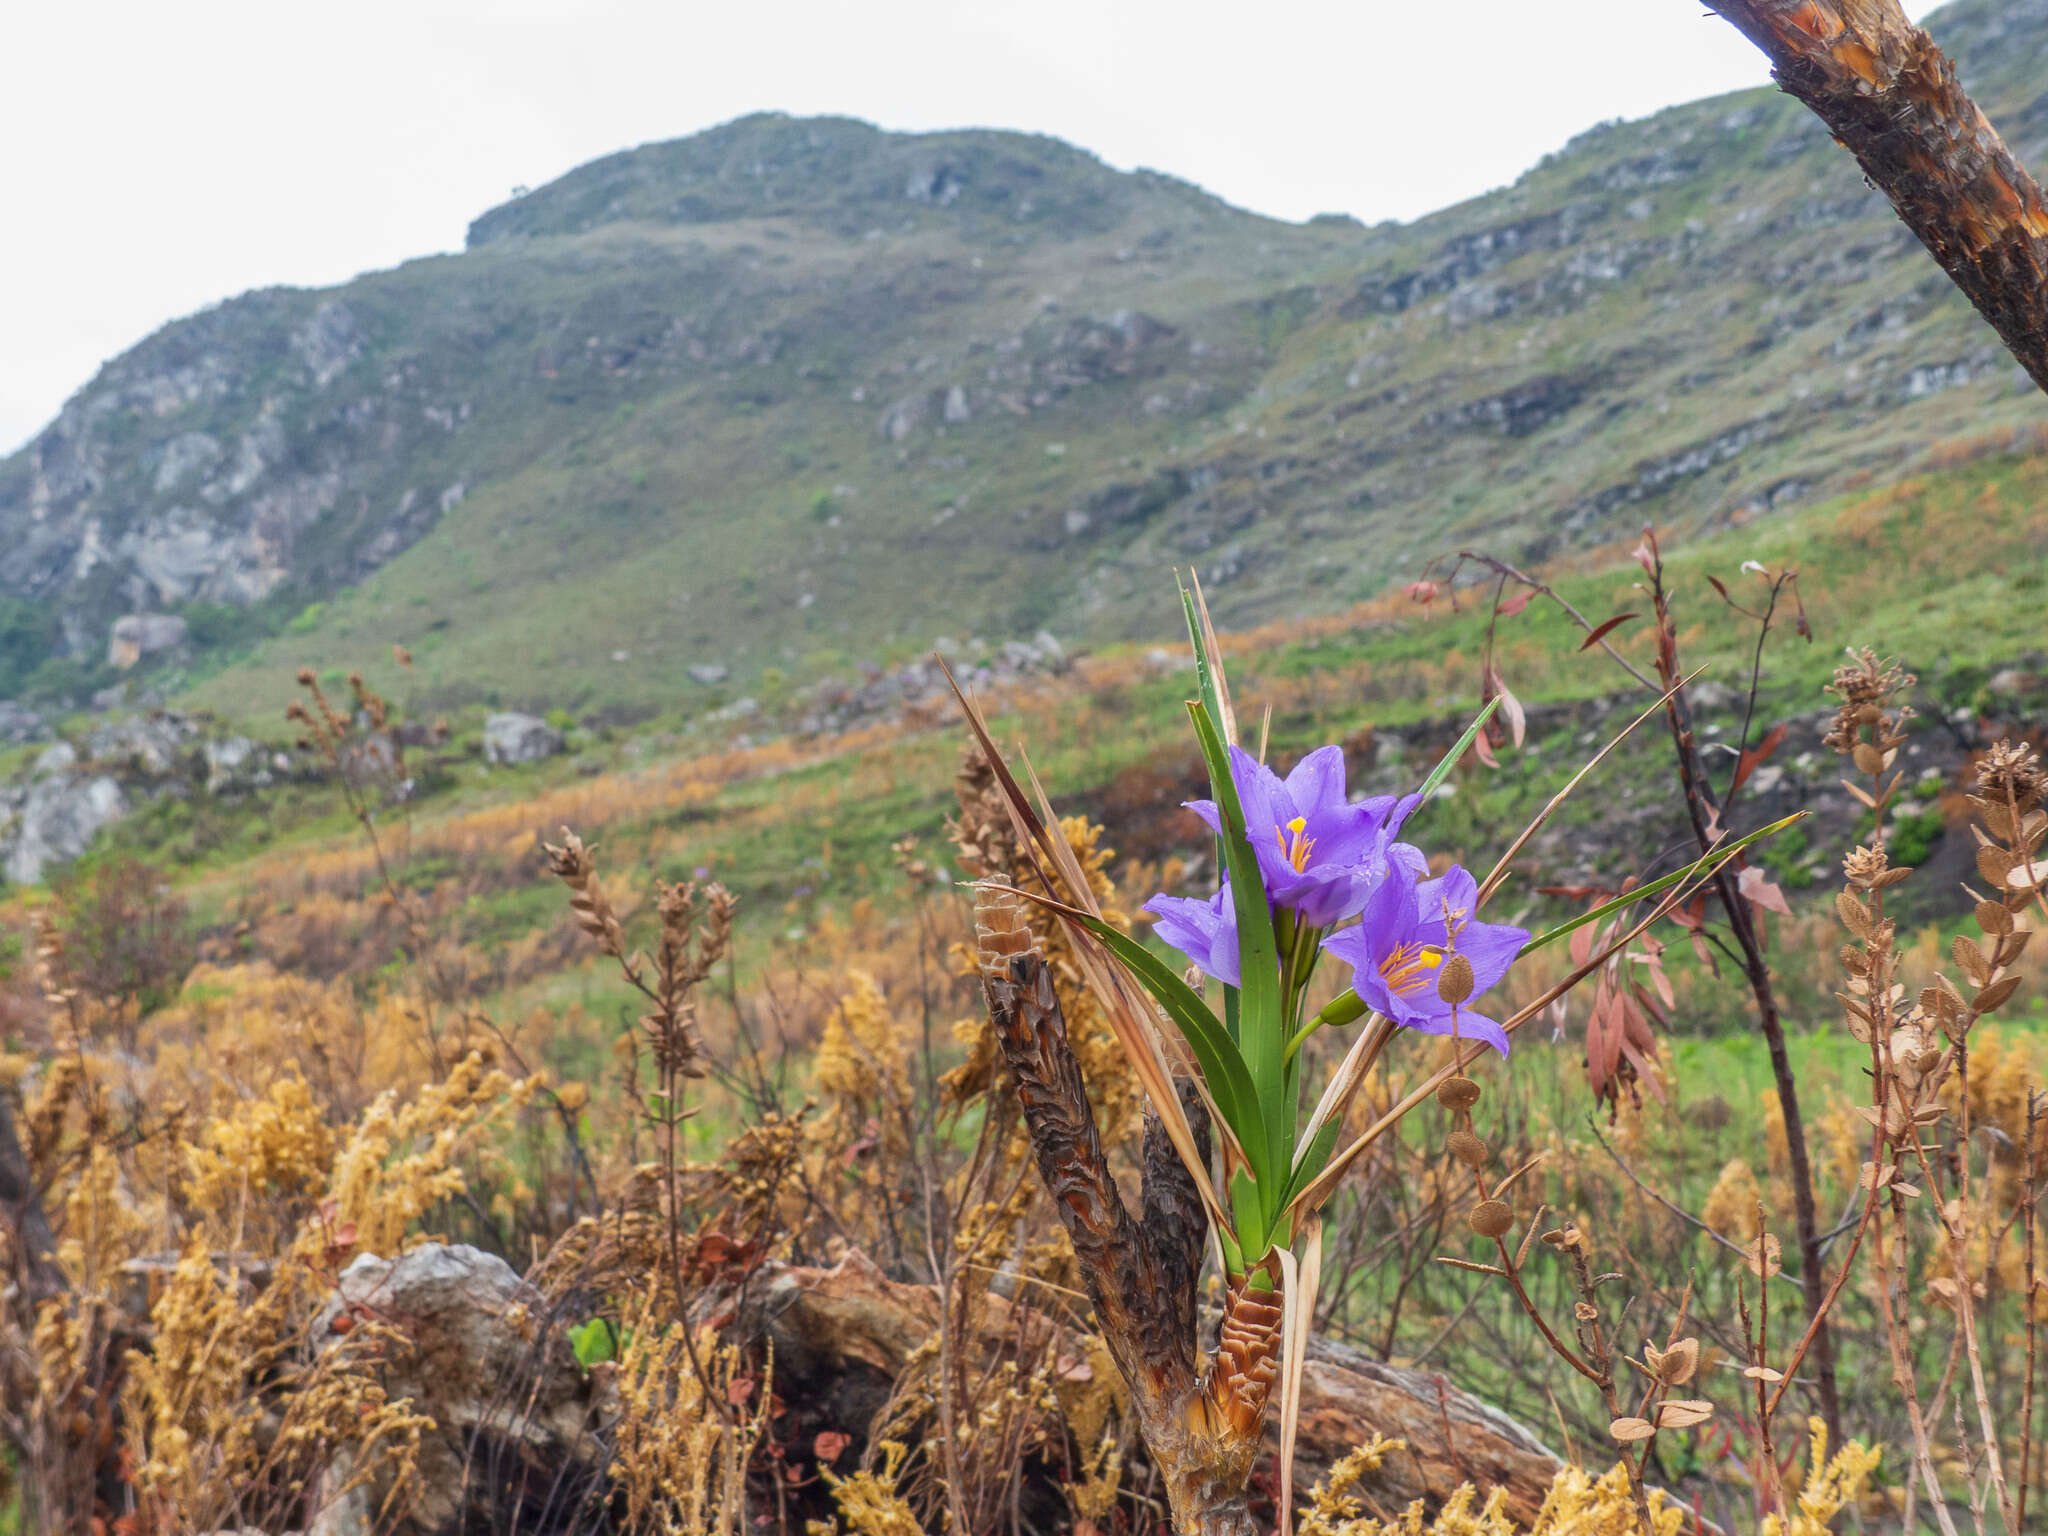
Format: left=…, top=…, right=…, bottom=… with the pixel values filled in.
left=107, top=613, right=190, bottom=669
left=308, top=1243, right=609, bottom=1536
left=687, top=662, right=729, bottom=686
left=482, top=712, right=563, bottom=766
left=4, top=771, right=126, bottom=885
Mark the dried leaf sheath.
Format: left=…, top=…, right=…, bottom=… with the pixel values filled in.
left=1210, top=1272, right=1285, bottom=1439
left=976, top=885, right=1258, bottom=1536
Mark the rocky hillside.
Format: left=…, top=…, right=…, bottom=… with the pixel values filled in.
left=3, top=0, right=2045, bottom=723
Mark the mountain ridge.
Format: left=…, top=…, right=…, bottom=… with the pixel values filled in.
left=2, top=0, right=2043, bottom=723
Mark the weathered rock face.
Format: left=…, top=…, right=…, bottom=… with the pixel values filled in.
left=482, top=712, right=564, bottom=766
left=108, top=612, right=189, bottom=668
left=308, top=1244, right=611, bottom=1536
left=1, top=761, right=125, bottom=886
left=0, top=713, right=272, bottom=884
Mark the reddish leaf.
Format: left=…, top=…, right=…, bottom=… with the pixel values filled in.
left=727, top=1376, right=757, bottom=1406
left=1496, top=588, right=1536, bottom=617
left=1737, top=864, right=1792, bottom=917
left=1405, top=579, right=1440, bottom=606
left=1492, top=672, right=1527, bottom=748
left=1633, top=536, right=1657, bottom=575
left=1579, top=613, right=1641, bottom=651
left=1570, top=924, right=1595, bottom=969
left=1706, top=573, right=1734, bottom=605
left=1538, top=884, right=1609, bottom=902
left=815, top=1430, right=852, bottom=1462
left=1472, top=723, right=1498, bottom=769
left=1729, top=723, right=1788, bottom=798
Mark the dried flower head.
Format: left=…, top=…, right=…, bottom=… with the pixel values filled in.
left=1822, top=649, right=1915, bottom=756
left=1975, top=738, right=2045, bottom=811
left=544, top=827, right=625, bottom=958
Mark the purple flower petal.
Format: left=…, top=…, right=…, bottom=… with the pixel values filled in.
left=1144, top=884, right=1241, bottom=988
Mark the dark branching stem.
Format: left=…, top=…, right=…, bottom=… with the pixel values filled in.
left=1643, top=544, right=1842, bottom=1448
left=983, top=950, right=1257, bottom=1536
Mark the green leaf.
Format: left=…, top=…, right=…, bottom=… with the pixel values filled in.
left=1187, top=699, right=1290, bottom=1220
left=1231, top=1166, right=1268, bottom=1264
left=1182, top=579, right=1243, bottom=1047
left=569, top=1317, right=619, bottom=1368
left=1285, top=1116, right=1343, bottom=1211
left=1071, top=912, right=1263, bottom=1166
left=1411, top=696, right=1502, bottom=809
left=1523, top=812, right=1808, bottom=954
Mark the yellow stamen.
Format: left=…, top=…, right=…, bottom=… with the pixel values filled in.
left=1379, top=941, right=1446, bottom=997
left=1274, top=815, right=1315, bottom=872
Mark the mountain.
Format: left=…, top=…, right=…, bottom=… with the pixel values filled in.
left=3, top=0, right=2045, bottom=724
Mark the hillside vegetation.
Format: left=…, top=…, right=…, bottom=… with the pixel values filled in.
left=0, top=0, right=2043, bottom=726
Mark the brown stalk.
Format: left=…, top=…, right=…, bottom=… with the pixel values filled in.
left=1640, top=538, right=1841, bottom=1446
left=977, top=894, right=1259, bottom=1536
left=1698, top=0, right=2048, bottom=394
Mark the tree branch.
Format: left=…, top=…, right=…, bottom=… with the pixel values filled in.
left=1703, top=0, right=2048, bottom=392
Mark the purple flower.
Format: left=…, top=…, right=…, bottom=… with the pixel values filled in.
left=1144, top=880, right=1241, bottom=987
left=1321, top=864, right=1529, bottom=1055
left=1187, top=744, right=1425, bottom=927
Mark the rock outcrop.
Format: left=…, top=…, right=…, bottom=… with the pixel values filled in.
left=0, top=713, right=272, bottom=884
left=482, top=712, right=564, bottom=766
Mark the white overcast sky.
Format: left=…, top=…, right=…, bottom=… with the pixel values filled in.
left=2, top=0, right=1948, bottom=455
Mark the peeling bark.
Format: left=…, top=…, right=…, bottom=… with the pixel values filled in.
left=1703, top=0, right=2048, bottom=393
left=985, top=951, right=1264, bottom=1536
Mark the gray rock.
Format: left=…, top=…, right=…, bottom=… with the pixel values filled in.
left=5, top=773, right=127, bottom=885
left=33, top=742, right=77, bottom=777
left=108, top=613, right=190, bottom=669
left=1688, top=679, right=1739, bottom=713
left=85, top=714, right=193, bottom=777
left=202, top=736, right=267, bottom=793
left=688, top=662, right=729, bottom=685
left=0, top=701, right=46, bottom=745
left=482, top=711, right=563, bottom=766
left=308, top=1243, right=608, bottom=1536
left=1988, top=667, right=2039, bottom=698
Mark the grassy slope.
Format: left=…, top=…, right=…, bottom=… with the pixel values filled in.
left=92, top=434, right=2048, bottom=1046
left=3, top=0, right=2033, bottom=729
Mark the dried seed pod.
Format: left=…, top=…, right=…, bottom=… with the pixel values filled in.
left=1974, top=974, right=2022, bottom=1013
left=1436, top=953, right=1475, bottom=1006
left=1655, top=1400, right=1714, bottom=1430
left=1645, top=1337, right=1700, bottom=1386
left=1445, top=1129, right=1489, bottom=1169
left=1977, top=899, right=2014, bottom=936
left=1468, top=1199, right=1514, bottom=1238
left=1745, top=1232, right=1783, bottom=1279
left=1438, top=1076, right=1482, bottom=1112
left=1852, top=742, right=1885, bottom=775
left=1574, top=1300, right=1599, bottom=1323
left=1836, top=891, right=1874, bottom=940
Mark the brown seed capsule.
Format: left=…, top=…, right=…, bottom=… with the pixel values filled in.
left=1446, top=1129, right=1489, bottom=1169
left=1574, top=1300, right=1599, bottom=1323
left=1852, top=742, right=1885, bottom=775
left=1436, top=952, right=1475, bottom=1006
left=1438, top=1076, right=1482, bottom=1112
left=1468, top=1199, right=1514, bottom=1238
